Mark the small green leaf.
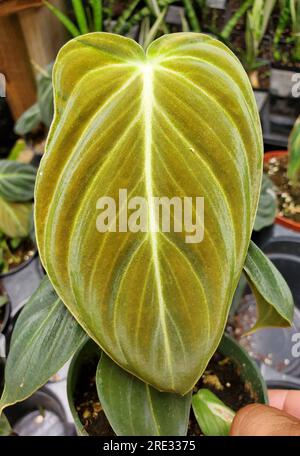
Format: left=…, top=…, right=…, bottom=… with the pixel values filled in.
left=37, top=64, right=54, bottom=130
left=0, top=413, right=12, bottom=436
left=288, top=116, right=300, bottom=182
left=243, top=241, right=294, bottom=331
left=0, top=294, right=8, bottom=308
left=254, top=174, right=277, bottom=231
left=0, top=276, right=87, bottom=413
left=192, top=388, right=235, bottom=436
left=0, top=198, right=32, bottom=238
left=7, top=139, right=27, bottom=161
left=0, top=160, right=36, bottom=202
left=14, top=103, right=41, bottom=136
left=96, top=352, right=192, bottom=436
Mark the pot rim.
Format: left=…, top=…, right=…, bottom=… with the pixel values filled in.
left=264, top=150, right=300, bottom=232
left=0, top=248, right=37, bottom=279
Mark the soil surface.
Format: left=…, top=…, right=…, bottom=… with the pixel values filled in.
left=74, top=357, right=115, bottom=436
left=0, top=238, right=35, bottom=275
left=188, top=351, right=258, bottom=436
left=264, top=154, right=300, bottom=223
left=75, top=353, right=257, bottom=436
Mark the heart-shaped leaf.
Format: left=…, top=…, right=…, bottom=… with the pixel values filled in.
left=35, top=32, right=263, bottom=394
left=243, top=241, right=294, bottom=332
left=0, top=276, right=87, bottom=413
left=0, top=161, right=36, bottom=202
left=96, top=352, right=192, bottom=436
left=0, top=198, right=32, bottom=238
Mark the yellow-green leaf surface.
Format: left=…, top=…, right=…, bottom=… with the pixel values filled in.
left=35, top=32, right=263, bottom=394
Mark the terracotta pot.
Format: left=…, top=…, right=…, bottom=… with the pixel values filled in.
left=264, top=151, right=300, bottom=232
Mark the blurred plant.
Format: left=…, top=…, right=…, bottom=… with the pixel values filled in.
left=253, top=174, right=277, bottom=231
left=44, top=0, right=103, bottom=35
left=0, top=160, right=36, bottom=273
left=14, top=63, right=53, bottom=136
left=0, top=413, right=12, bottom=436
left=290, top=0, right=300, bottom=62
left=287, top=116, right=300, bottom=182
left=273, top=0, right=291, bottom=62
left=243, top=0, right=276, bottom=73
left=220, top=0, right=253, bottom=41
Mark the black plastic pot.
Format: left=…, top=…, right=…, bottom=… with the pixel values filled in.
left=1, top=253, right=44, bottom=314
left=270, top=65, right=300, bottom=99
left=230, top=231, right=300, bottom=381
left=267, top=380, right=300, bottom=390
left=67, top=335, right=267, bottom=436
left=4, top=387, right=73, bottom=436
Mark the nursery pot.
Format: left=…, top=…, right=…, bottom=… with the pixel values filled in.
left=264, top=151, right=300, bottom=232
left=230, top=235, right=300, bottom=380
left=1, top=253, right=44, bottom=312
left=67, top=335, right=267, bottom=436
left=4, top=387, right=70, bottom=436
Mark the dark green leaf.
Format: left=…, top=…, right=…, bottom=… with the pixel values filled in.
left=96, top=352, right=192, bottom=436
left=0, top=276, right=88, bottom=413
left=254, top=174, right=277, bottom=231
left=14, top=103, right=41, bottom=136
left=0, top=160, right=36, bottom=202
left=243, top=241, right=294, bottom=331
left=37, top=64, right=54, bottom=130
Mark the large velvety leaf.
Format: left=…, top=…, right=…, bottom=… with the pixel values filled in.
left=0, top=198, right=32, bottom=238
left=96, top=352, right=192, bottom=436
left=35, top=32, right=263, bottom=394
left=0, top=160, right=36, bottom=202
left=0, top=276, right=87, bottom=413
left=243, top=241, right=294, bottom=332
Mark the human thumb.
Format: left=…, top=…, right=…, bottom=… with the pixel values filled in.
left=230, top=404, right=300, bottom=436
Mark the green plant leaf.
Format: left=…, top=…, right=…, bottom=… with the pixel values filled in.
left=0, top=413, right=12, bottom=436
left=0, top=276, right=87, bottom=414
left=14, top=103, right=41, bottom=136
left=0, top=198, right=32, bottom=238
left=35, top=33, right=263, bottom=394
left=253, top=173, right=277, bottom=231
left=192, top=388, right=235, bottom=436
left=0, top=160, right=36, bottom=202
left=243, top=241, right=294, bottom=332
left=0, top=294, right=8, bottom=308
left=7, top=139, right=27, bottom=161
left=43, top=0, right=80, bottom=37
left=96, top=352, right=192, bottom=436
left=288, top=116, right=300, bottom=182
left=37, top=63, right=54, bottom=130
